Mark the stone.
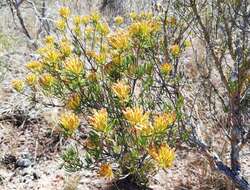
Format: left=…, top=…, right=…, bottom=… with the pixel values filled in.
left=16, top=158, right=31, bottom=168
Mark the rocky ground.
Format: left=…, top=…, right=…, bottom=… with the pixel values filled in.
left=0, top=112, right=227, bottom=190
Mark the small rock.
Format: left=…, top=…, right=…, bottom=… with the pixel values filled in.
left=33, top=172, right=39, bottom=180
left=16, top=158, right=32, bottom=168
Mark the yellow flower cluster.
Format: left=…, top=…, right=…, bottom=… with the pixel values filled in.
left=66, top=93, right=81, bottom=110
left=98, top=164, right=113, bottom=180
left=129, top=12, right=137, bottom=20
left=59, top=112, right=80, bottom=132
left=128, top=20, right=160, bottom=37
left=25, top=74, right=37, bottom=86
left=12, top=79, right=24, bottom=92
left=56, top=19, right=66, bottom=31
left=86, top=51, right=107, bottom=64
left=39, top=73, right=55, bottom=88
left=81, top=15, right=90, bottom=25
left=148, top=144, right=175, bottom=168
left=161, top=63, right=172, bottom=75
left=170, top=44, right=180, bottom=57
left=90, top=11, right=101, bottom=23
left=44, top=49, right=61, bottom=64
left=64, top=56, right=84, bottom=75
left=93, top=53, right=107, bottom=64
left=89, top=108, right=109, bottom=132
left=44, top=35, right=55, bottom=45
left=108, top=30, right=130, bottom=50
left=73, top=15, right=81, bottom=26
left=123, top=107, right=149, bottom=129
left=114, top=16, right=124, bottom=25
left=59, top=7, right=71, bottom=19
left=96, top=22, right=110, bottom=36
left=112, top=81, right=130, bottom=101
left=153, top=113, right=175, bottom=133
left=140, top=112, right=176, bottom=136
left=111, top=53, right=122, bottom=65
left=26, top=60, right=43, bottom=72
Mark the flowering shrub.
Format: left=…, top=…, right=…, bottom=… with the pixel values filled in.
left=12, top=7, right=189, bottom=187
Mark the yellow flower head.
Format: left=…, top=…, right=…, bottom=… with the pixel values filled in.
left=111, top=54, right=122, bottom=65
left=163, top=112, right=176, bottom=125
left=108, top=31, right=130, bottom=50
left=129, top=20, right=160, bottom=37
left=89, top=108, right=108, bottom=132
left=90, top=11, right=101, bottom=23
left=26, top=60, right=43, bottom=72
left=66, top=93, right=81, bottom=110
left=56, top=19, right=66, bottom=31
left=59, top=112, right=80, bottom=132
left=98, top=164, right=113, bottom=180
left=45, top=49, right=61, bottom=63
left=44, top=35, right=55, bottom=45
left=170, top=44, right=180, bottom=57
left=96, top=22, right=110, bottom=36
left=39, top=73, right=55, bottom=88
left=12, top=79, right=24, bottom=92
left=148, top=144, right=175, bottom=168
left=73, top=15, right=81, bottom=26
left=141, top=125, right=154, bottom=136
left=25, top=73, right=37, bottom=86
left=59, top=39, right=72, bottom=57
left=128, top=22, right=145, bottom=36
left=59, top=7, right=71, bottom=19
left=94, top=53, right=107, bottom=64
left=81, top=15, right=90, bottom=25
left=112, top=81, right=130, bottom=101
left=130, top=21, right=152, bottom=36
left=123, top=107, right=149, bottom=129
left=161, top=63, right=172, bottom=75
left=64, top=56, right=84, bottom=75
left=114, top=16, right=124, bottom=25
left=153, top=114, right=169, bottom=133
left=129, top=12, right=137, bottom=20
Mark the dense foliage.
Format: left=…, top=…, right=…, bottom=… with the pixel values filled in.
left=12, top=6, right=191, bottom=186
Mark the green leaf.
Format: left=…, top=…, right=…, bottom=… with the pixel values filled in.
left=61, top=146, right=83, bottom=172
